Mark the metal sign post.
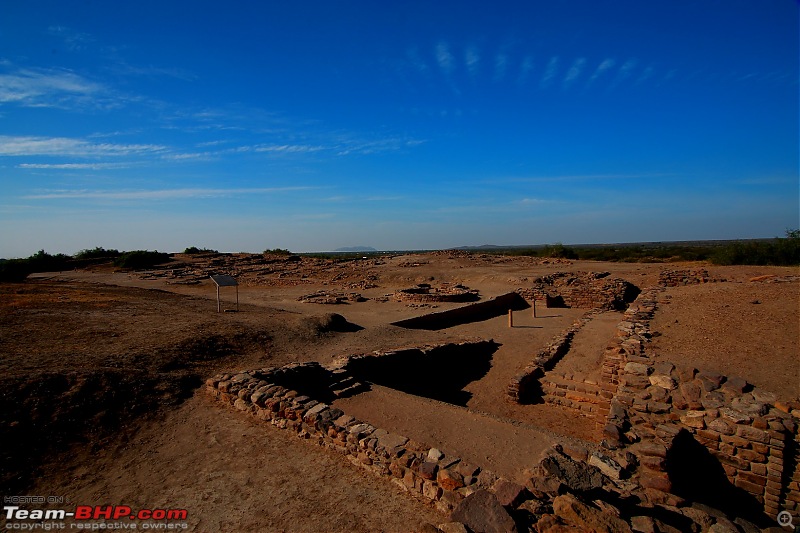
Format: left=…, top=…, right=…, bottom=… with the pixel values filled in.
left=210, top=275, right=239, bottom=312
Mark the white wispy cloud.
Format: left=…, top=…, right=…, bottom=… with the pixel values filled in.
left=17, top=162, right=132, bottom=170
left=494, top=54, right=509, bottom=82
left=635, top=65, right=655, bottom=85
left=332, top=136, right=423, bottom=156
left=0, top=135, right=167, bottom=157
left=465, top=46, right=480, bottom=78
left=23, top=187, right=317, bottom=201
left=47, top=26, right=95, bottom=51
left=160, top=152, right=215, bottom=161
left=0, top=68, right=107, bottom=108
left=436, top=41, right=455, bottom=75
left=608, top=59, right=638, bottom=89
left=254, top=144, right=325, bottom=154
left=111, top=62, right=197, bottom=81
left=563, top=58, right=586, bottom=88
left=540, top=57, right=559, bottom=88
left=519, top=197, right=548, bottom=204
left=406, top=47, right=430, bottom=74
left=517, top=56, right=534, bottom=84
left=495, top=172, right=675, bottom=184
left=587, top=58, right=616, bottom=86
left=658, top=69, right=678, bottom=86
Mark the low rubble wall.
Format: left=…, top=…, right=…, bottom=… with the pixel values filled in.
left=205, top=365, right=506, bottom=516
left=506, top=310, right=599, bottom=404
left=510, top=283, right=800, bottom=520
left=657, top=268, right=715, bottom=286
left=516, top=271, right=639, bottom=310
left=391, top=292, right=529, bottom=330
left=597, top=287, right=800, bottom=520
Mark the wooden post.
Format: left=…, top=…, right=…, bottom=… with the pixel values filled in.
left=533, top=298, right=536, bottom=318
left=508, top=309, right=513, bottom=328
left=236, top=286, right=239, bottom=312
left=217, top=285, right=221, bottom=313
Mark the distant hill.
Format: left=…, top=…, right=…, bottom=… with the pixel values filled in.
left=334, top=246, right=377, bottom=252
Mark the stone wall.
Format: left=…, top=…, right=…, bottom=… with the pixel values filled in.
left=205, top=365, right=509, bottom=515
left=393, top=283, right=479, bottom=303
left=391, top=292, right=529, bottom=330
left=594, top=287, right=800, bottom=520
left=506, top=310, right=598, bottom=404
left=657, top=268, right=713, bottom=287
left=517, top=283, right=800, bottom=520
left=516, top=271, right=639, bottom=310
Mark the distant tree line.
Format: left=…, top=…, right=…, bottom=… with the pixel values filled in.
left=500, top=230, right=800, bottom=265
left=0, top=247, right=172, bottom=282
left=2, top=232, right=797, bottom=283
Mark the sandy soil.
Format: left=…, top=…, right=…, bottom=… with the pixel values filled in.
left=650, top=278, right=800, bottom=400
left=41, top=393, right=444, bottom=532
left=2, top=254, right=797, bottom=531
left=551, top=311, right=624, bottom=380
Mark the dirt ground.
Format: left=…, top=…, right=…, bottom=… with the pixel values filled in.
left=1, top=253, right=798, bottom=531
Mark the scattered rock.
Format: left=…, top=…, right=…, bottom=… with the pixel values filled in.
left=680, top=410, right=705, bottom=429
left=419, top=461, right=438, bottom=480
left=588, top=453, right=623, bottom=480
left=649, top=375, right=676, bottom=390
left=552, top=493, right=632, bottom=533
left=437, top=468, right=465, bottom=491
left=428, top=447, right=445, bottom=461
left=450, top=489, right=517, bottom=533
left=625, top=362, right=651, bottom=376
left=491, top=478, right=528, bottom=508
left=527, top=475, right=565, bottom=498
left=630, top=515, right=655, bottom=533
left=540, top=451, right=604, bottom=493
left=437, top=522, right=469, bottom=533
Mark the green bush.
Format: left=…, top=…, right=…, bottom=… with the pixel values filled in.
left=0, top=259, right=32, bottom=282
left=540, top=243, right=578, bottom=259
left=113, top=251, right=172, bottom=269
left=25, top=250, right=72, bottom=271
left=710, top=230, right=800, bottom=266
left=183, top=246, right=218, bottom=254
left=74, top=247, right=121, bottom=260
left=263, top=248, right=292, bottom=255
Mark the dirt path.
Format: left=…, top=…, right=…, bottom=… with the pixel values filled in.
left=36, top=392, right=444, bottom=532
left=551, top=311, right=624, bottom=381
left=333, top=384, right=588, bottom=485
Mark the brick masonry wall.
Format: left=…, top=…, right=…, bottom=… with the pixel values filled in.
left=517, top=271, right=638, bottom=310
left=205, top=364, right=513, bottom=516
left=657, top=268, right=716, bottom=287
left=598, top=286, right=800, bottom=520
left=506, top=310, right=599, bottom=403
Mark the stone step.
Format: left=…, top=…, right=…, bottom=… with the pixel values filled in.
left=541, top=374, right=606, bottom=397
left=332, top=381, right=368, bottom=399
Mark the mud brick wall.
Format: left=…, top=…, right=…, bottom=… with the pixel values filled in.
left=539, top=294, right=660, bottom=422
left=657, top=268, right=712, bottom=286
left=540, top=375, right=613, bottom=422
left=391, top=292, right=528, bottom=330
left=507, top=310, right=598, bottom=403
left=516, top=271, right=638, bottom=310
left=205, top=366, right=510, bottom=515
left=597, top=286, right=800, bottom=520
left=393, top=284, right=478, bottom=303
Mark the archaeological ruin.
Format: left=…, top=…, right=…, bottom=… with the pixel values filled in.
left=204, top=266, right=800, bottom=531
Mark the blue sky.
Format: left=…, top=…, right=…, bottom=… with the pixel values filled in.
left=1, top=0, right=797, bottom=256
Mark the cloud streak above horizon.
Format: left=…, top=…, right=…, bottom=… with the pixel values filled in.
left=22, top=186, right=320, bottom=201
